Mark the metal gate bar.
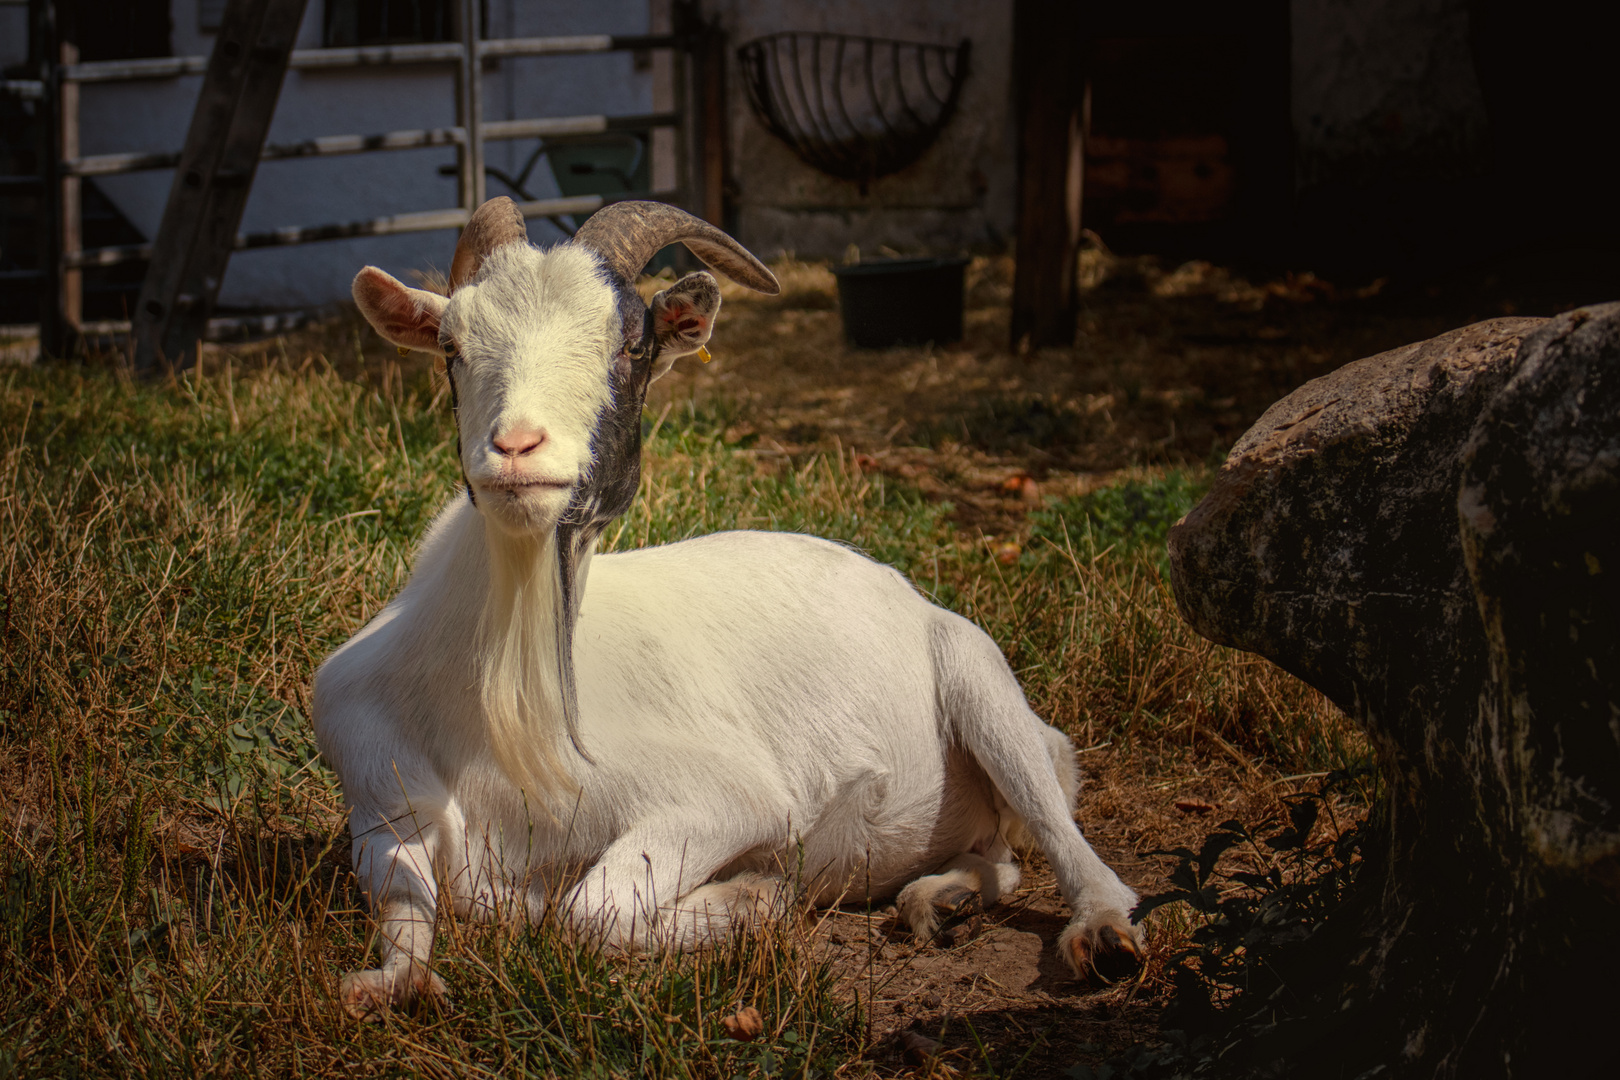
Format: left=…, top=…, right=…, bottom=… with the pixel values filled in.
left=59, top=34, right=686, bottom=84
left=0, top=0, right=718, bottom=363
left=65, top=112, right=683, bottom=178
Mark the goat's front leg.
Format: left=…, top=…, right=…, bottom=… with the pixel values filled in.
left=341, top=803, right=445, bottom=1019
left=561, top=819, right=774, bottom=952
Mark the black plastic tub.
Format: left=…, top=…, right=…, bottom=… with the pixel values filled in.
left=831, top=256, right=969, bottom=348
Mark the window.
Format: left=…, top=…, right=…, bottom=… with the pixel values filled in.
left=323, top=0, right=458, bottom=47
left=198, top=0, right=226, bottom=32
left=65, top=0, right=172, bottom=62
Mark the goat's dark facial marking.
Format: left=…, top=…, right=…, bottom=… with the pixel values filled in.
left=552, top=276, right=659, bottom=761
left=556, top=269, right=726, bottom=564
left=438, top=336, right=477, bottom=506
left=563, top=279, right=658, bottom=540
left=556, top=278, right=659, bottom=606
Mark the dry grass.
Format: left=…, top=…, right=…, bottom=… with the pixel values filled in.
left=0, top=248, right=1393, bottom=1077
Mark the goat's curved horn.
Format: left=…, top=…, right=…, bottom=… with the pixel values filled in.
left=572, top=201, right=780, bottom=294
left=450, top=196, right=529, bottom=292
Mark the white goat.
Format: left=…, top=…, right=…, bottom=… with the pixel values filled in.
left=316, top=198, right=1145, bottom=1017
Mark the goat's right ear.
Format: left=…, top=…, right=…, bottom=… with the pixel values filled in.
left=647, top=271, right=722, bottom=381
left=352, top=266, right=449, bottom=354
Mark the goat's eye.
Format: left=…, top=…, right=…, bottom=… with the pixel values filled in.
left=442, top=340, right=459, bottom=360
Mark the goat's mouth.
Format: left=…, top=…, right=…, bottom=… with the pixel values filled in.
left=478, top=477, right=574, bottom=498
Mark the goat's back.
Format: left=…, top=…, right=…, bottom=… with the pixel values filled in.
left=574, top=530, right=942, bottom=746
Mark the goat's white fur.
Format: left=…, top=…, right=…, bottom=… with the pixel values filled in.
left=449, top=244, right=617, bottom=530
left=319, top=238, right=1143, bottom=1012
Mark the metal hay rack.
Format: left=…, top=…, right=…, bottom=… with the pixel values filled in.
left=737, top=31, right=970, bottom=190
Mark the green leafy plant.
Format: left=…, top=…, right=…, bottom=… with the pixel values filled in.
left=1138, top=786, right=1365, bottom=1027
left=1065, top=773, right=1371, bottom=1079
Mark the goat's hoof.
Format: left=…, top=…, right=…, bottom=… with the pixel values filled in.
left=340, top=966, right=446, bottom=1021
left=930, top=884, right=983, bottom=947
left=1059, top=919, right=1145, bottom=983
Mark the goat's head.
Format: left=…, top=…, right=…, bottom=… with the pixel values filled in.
left=350, top=199, right=777, bottom=793
left=352, top=198, right=779, bottom=541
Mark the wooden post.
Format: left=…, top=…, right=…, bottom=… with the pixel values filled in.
left=131, top=0, right=310, bottom=375
left=695, top=13, right=727, bottom=227
left=58, top=39, right=81, bottom=335
left=31, top=0, right=67, bottom=360
left=1009, top=0, right=1084, bottom=352
left=671, top=0, right=694, bottom=215
left=455, top=0, right=485, bottom=212
left=648, top=0, right=677, bottom=199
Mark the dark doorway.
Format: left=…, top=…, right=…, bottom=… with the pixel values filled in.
left=1080, top=2, right=1291, bottom=263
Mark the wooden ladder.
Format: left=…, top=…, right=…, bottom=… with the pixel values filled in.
left=132, top=0, right=310, bottom=375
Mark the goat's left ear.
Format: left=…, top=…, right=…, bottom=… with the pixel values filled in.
left=648, top=271, right=721, bottom=380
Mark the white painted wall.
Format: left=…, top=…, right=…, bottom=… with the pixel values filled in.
left=44, top=0, right=654, bottom=309
left=709, top=0, right=1018, bottom=260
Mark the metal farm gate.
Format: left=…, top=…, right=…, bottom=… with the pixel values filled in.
left=0, top=0, right=726, bottom=369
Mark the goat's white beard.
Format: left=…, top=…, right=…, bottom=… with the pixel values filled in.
left=479, top=526, right=578, bottom=806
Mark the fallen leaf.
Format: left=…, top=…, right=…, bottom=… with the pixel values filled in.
left=998, top=473, right=1042, bottom=503
left=721, top=1005, right=764, bottom=1041
left=1174, top=797, right=1217, bottom=815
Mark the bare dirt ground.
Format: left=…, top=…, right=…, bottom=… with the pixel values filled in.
left=645, top=247, right=1599, bottom=539
left=803, top=751, right=1346, bottom=1075
left=638, top=245, right=1616, bottom=1075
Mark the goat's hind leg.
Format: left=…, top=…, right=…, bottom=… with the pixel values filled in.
left=896, top=852, right=1021, bottom=946
left=936, top=617, right=1145, bottom=979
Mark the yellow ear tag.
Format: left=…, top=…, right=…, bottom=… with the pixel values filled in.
left=397, top=346, right=411, bottom=357
left=697, top=345, right=713, bottom=363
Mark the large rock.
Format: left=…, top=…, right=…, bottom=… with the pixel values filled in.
left=1460, top=307, right=1620, bottom=952
left=1167, top=305, right=1620, bottom=1078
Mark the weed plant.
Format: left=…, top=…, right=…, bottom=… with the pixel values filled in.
left=1, top=345, right=1357, bottom=1077
left=1068, top=774, right=1373, bottom=1079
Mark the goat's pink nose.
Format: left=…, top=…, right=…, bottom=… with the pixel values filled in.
left=493, top=427, right=546, bottom=457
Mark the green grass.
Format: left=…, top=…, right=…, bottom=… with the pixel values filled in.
left=1028, top=472, right=1210, bottom=575
left=0, top=347, right=1356, bottom=1077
